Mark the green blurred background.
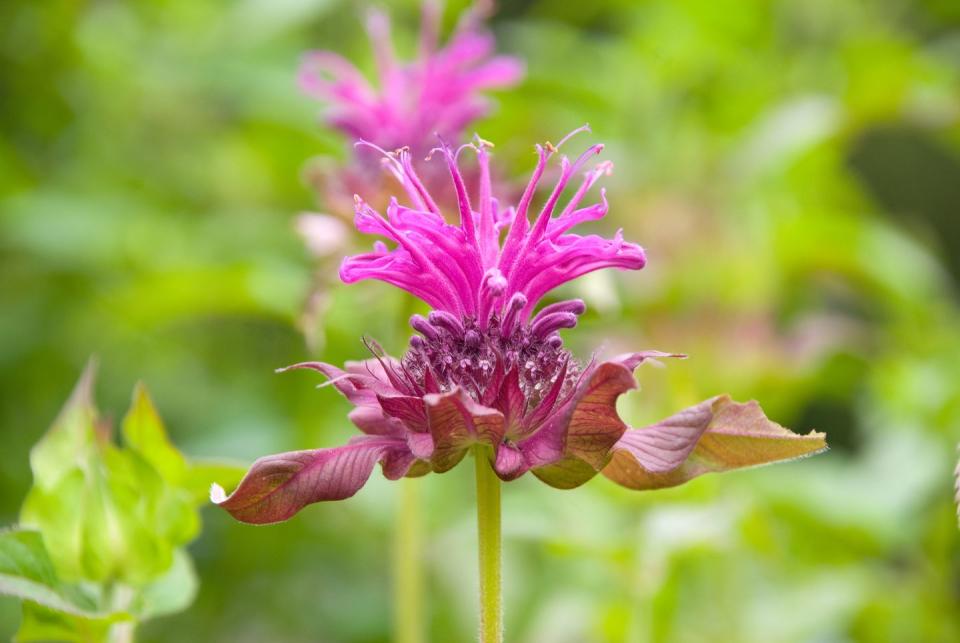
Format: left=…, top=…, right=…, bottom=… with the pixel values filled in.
left=2, top=0, right=960, bottom=640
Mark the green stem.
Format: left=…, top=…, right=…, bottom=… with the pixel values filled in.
left=473, top=445, right=502, bottom=643
left=394, top=477, right=425, bottom=643
left=106, top=584, right=135, bottom=643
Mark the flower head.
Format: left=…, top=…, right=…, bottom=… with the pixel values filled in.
left=298, top=0, right=523, bottom=245
left=214, top=131, right=827, bottom=524
left=300, top=0, right=523, bottom=157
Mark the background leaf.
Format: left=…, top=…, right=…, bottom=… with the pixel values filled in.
left=0, top=529, right=120, bottom=621
left=8, top=367, right=231, bottom=639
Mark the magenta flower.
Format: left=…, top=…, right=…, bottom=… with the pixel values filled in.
left=213, top=130, right=827, bottom=524
left=298, top=0, right=523, bottom=248
left=299, top=1, right=523, bottom=157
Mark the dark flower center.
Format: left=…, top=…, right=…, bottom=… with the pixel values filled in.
left=401, top=313, right=581, bottom=411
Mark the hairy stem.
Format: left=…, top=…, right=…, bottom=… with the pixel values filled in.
left=394, top=477, right=425, bottom=643
left=473, top=445, right=502, bottom=643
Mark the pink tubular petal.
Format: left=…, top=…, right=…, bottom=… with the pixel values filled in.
left=436, top=141, right=477, bottom=247
left=526, top=144, right=604, bottom=245
left=955, top=447, right=960, bottom=526
left=366, top=8, right=397, bottom=80
left=343, top=128, right=646, bottom=323
left=464, top=56, right=525, bottom=89
left=517, top=235, right=647, bottom=316
left=344, top=199, right=474, bottom=315
left=213, top=437, right=408, bottom=524
left=476, top=144, right=498, bottom=267
left=497, top=144, right=552, bottom=282
left=603, top=396, right=828, bottom=490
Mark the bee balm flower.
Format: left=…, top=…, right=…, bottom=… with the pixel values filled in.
left=297, top=0, right=524, bottom=253
left=214, top=130, right=827, bottom=524
left=300, top=1, right=523, bottom=158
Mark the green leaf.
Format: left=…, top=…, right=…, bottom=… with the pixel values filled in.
left=15, top=603, right=114, bottom=643
left=12, top=364, right=229, bottom=638
left=0, top=528, right=112, bottom=619
left=0, top=529, right=198, bottom=642
left=121, top=383, right=188, bottom=485
left=133, top=549, right=198, bottom=620
left=29, top=360, right=99, bottom=491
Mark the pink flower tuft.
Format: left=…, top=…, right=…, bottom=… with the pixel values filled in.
left=300, top=1, right=523, bottom=156
left=341, top=127, right=643, bottom=321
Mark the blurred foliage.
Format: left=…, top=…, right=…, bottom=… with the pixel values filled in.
left=1, top=0, right=959, bottom=641
left=0, top=363, right=243, bottom=641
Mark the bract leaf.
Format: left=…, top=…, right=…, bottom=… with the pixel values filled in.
left=212, top=436, right=405, bottom=524
left=603, top=395, right=828, bottom=490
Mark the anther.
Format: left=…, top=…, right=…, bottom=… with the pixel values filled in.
left=533, top=299, right=586, bottom=320
left=428, top=310, right=464, bottom=335
left=464, top=329, right=481, bottom=348
left=531, top=312, right=578, bottom=338
left=501, top=293, right=527, bottom=335
left=410, top=314, right=440, bottom=341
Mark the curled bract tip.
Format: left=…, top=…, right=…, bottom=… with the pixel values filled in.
left=210, top=482, right=226, bottom=504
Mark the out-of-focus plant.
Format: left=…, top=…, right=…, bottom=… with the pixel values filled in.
left=0, top=363, right=243, bottom=642
left=298, top=0, right=523, bottom=218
